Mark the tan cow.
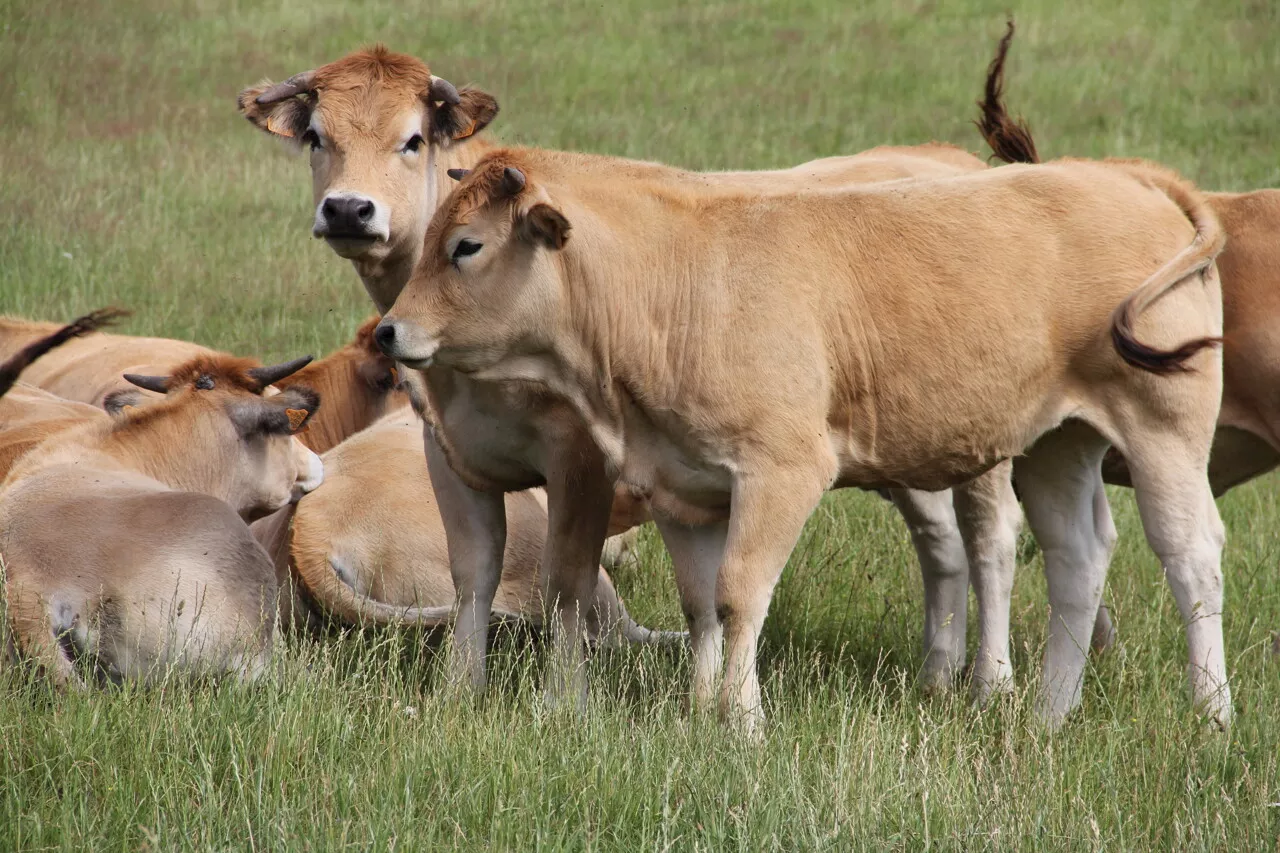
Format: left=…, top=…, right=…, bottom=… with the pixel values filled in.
left=378, top=146, right=1228, bottom=732
left=0, top=355, right=322, bottom=687
left=288, top=406, right=677, bottom=646
left=239, top=48, right=1021, bottom=706
left=895, top=18, right=1280, bottom=681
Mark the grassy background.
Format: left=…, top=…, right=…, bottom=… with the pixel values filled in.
left=2, top=0, right=1279, bottom=848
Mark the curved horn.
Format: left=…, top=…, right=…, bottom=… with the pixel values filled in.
left=501, top=167, right=526, bottom=196
left=427, top=75, right=461, bottom=106
left=122, top=373, right=170, bottom=394
left=447, top=168, right=470, bottom=181
left=247, top=355, right=314, bottom=389
left=254, top=70, right=317, bottom=105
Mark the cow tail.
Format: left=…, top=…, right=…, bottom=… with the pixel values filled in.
left=1108, top=169, right=1225, bottom=374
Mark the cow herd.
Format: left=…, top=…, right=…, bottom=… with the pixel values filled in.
left=0, top=23, right=1274, bottom=734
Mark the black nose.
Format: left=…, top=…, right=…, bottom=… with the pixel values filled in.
left=320, top=196, right=376, bottom=235
left=374, top=322, right=396, bottom=353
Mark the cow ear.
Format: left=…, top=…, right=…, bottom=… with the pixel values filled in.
left=428, top=87, right=499, bottom=147
left=228, top=387, right=320, bottom=437
left=238, top=82, right=312, bottom=142
left=103, top=388, right=144, bottom=415
left=517, top=203, right=570, bottom=250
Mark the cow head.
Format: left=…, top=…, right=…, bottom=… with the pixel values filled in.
left=238, top=47, right=499, bottom=270
left=105, top=355, right=324, bottom=520
left=374, top=156, right=570, bottom=375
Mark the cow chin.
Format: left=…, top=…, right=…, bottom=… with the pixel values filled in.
left=324, top=235, right=382, bottom=260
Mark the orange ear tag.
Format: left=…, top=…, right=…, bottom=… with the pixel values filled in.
left=265, top=114, right=296, bottom=137
left=389, top=366, right=398, bottom=383
left=454, top=119, right=477, bottom=141
left=286, top=408, right=309, bottom=431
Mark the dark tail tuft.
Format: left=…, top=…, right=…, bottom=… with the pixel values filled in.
left=1111, top=316, right=1221, bottom=374
left=974, top=20, right=1040, bottom=165
left=0, top=307, right=129, bottom=397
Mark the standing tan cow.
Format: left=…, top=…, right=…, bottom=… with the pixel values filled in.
left=893, top=18, right=1280, bottom=683
left=377, top=147, right=1227, bottom=732
left=0, top=355, right=322, bottom=686
left=239, top=48, right=1024, bottom=705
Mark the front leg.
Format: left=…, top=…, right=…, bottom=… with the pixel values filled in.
left=541, top=446, right=615, bottom=710
left=717, top=465, right=827, bottom=734
left=422, top=425, right=506, bottom=696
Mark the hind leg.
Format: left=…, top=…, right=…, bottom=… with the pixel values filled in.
left=886, top=488, right=969, bottom=692
left=1015, top=424, right=1115, bottom=726
left=953, top=461, right=1021, bottom=702
left=1125, top=437, right=1230, bottom=727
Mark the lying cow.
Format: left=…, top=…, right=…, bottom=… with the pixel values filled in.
left=0, top=355, right=323, bottom=687
left=0, top=314, right=400, bottom=454
left=376, top=146, right=1228, bottom=733
left=238, top=48, right=1017, bottom=706
left=288, top=407, right=677, bottom=646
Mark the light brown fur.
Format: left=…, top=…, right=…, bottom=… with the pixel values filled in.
left=287, top=408, right=674, bottom=644
left=382, top=145, right=1228, bottom=730
left=0, top=354, right=322, bottom=687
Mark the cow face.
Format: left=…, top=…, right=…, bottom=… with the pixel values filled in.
left=375, top=161, right=569, bottom=376
left=238, top=47, right=498, bottom=267
left=112, top=357, right=324, bottom=521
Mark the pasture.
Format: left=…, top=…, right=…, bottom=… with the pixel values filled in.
left=2, top=0, right=1279, bottom=848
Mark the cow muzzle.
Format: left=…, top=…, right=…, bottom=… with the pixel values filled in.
left=292, top=445, right=325, bottom=502
left=313, top=192, right=390, bottom=255
left=373, top=319, right=438, bottom=369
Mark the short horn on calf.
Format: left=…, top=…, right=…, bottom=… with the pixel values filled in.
left=501, top=167, right=526, bottom=196
left=447, top=168, right=471, bottom=181
left=247, top=356, right=315, bottom=391
left=427, top=75, right=461, bottom=106
left=122, top=373, right=170, bottom=394
left=254, top=70, right=317, bottom=105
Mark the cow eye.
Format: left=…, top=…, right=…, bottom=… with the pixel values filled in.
left=451, top=239, right=482, bottom=262
left=301, top=129, right=322, bottom=151
left=402, top=134, right=425, bottom=154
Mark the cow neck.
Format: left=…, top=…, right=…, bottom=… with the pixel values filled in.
left=532, top=193, right=702, bottom=447
left=279, top=354, right=390, bottom=453
left=352, top=137, right=498, bottom=313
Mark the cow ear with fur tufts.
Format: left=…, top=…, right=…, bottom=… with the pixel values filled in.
left=517, top=203, right=571, bottom=250
left=427, top=84, right=499, bottom=147
left=228, top=387, right=320, bottom=438
left=103, top=388, right=144, bottom=416
left=237, top=76, right=315, bottom=142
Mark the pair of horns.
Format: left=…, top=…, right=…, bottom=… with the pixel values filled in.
left=254, top=71, right=460, bottom=107
left=123, top=355, right=314, bottom=395
left=447, top=166, right=526, bottom=195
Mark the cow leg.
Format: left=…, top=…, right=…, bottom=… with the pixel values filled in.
left=1014, top=425, right=1114, bottom=727
left=953, top=461, right=1021, bottom=702
left=885, top=487, right=969, bottom=693
left=541, top=455, right=614, bottom=711
left=717, top=468, right=826, bottom=734
left=1125, top=438, right=1230, bottom=728
left=422, top=426, right=506, bottom=696
left=652, top=514, right=728, bottom=713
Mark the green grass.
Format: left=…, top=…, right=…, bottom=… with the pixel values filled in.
left=2, top=0, right=1280, bottom=848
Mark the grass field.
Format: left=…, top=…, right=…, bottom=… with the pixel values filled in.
left=3, top=0, right=1280, bottom=848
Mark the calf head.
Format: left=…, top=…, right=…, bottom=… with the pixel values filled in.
left=238, top=47, right=498, bottom=268
left=105, top=355, right=323, bottom=520
left=376, top=156, right=570, bottom=375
